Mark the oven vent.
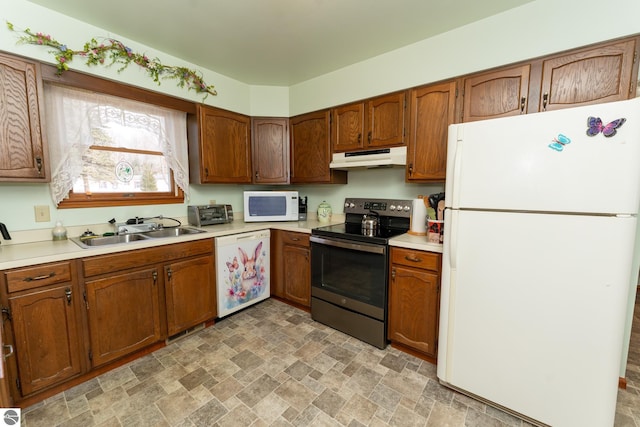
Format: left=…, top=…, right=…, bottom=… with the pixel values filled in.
left=329, top=146, right=406, bottom=170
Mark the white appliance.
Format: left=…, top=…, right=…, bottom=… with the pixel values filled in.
left=243, top=191, right=299, bottom=222
left=329, top=146, right=407, bottom=169
left=215, top=230, right=270, bottom=317
left=438, top=97, right=640, bottom=427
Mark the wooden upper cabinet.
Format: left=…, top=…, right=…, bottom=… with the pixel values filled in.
left=366, top=92, right=407, bottom=148
left=0, top=52, right=49, bottom=182
left=406, top=81, right=457, bottom=182
left=188, top=105, right=252, bottom=184
left=461, top=64, right=530, bottom=122
left=290, top=110, right=347, bottom=184
left=251, top=117, right=289, bottom=184
left=331, top=102, right=365, bottom=152
left=538, top=38, right=638, bottom=112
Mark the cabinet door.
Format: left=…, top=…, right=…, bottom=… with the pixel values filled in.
left=283, top=244, right=310, bottom=307
left=165, top=255, right=216, bottom=336
left=196, top=105, right=252, bottom=184
left=252, top=118, right=289, bottom=184
left=462, top=65, right=530, bottom=122
left=366, top=92, right=406, bottom=148
left=85, top=268, right=162, bottom=367
left=290, top=110, right=346, bottom=184
left=388, top=264, right=440, bottom=358
left=406, top=81, right=457, bottom=182
left=539, top=39, right=637, bottom=112
left=0, top=52, right=48, bottom=181
left=9, top=285, right=82, bottom=395
left=331, top=102, right=365, bottom=152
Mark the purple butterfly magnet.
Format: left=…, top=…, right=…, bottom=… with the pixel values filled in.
left=586, top=116, right=626, bottom=137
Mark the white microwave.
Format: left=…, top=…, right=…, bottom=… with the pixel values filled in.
left=243, top=191, right=299, bottom=222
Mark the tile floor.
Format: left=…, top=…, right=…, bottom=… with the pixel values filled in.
left=22, top=297, right=640, bottom=427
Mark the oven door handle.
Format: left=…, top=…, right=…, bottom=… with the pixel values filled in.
left=310, top=235, right=385, bottom=254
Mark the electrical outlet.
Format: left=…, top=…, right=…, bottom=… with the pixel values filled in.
left=34, top=205, right=50, bottom=222
left=209, top=199, right=216, bottom=205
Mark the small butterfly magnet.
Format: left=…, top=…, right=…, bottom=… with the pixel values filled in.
left=548, top=134, right=571, bottom=151
left=586, top=116, right=626, bottom=137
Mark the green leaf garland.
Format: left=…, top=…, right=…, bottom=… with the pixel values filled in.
left=6, top=21, right=217, bottom=99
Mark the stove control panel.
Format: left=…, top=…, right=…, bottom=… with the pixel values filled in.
left=343, top=198, right=413, bottom=218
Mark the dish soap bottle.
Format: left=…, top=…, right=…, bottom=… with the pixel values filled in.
left=52, top=221, right=68, bottom=241
left=317, top=201, right=332, bottom=224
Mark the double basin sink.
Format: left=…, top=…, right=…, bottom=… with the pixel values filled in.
left=70, top=226, right=206, bottom=249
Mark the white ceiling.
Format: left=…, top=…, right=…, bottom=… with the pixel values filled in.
left=27, top=0, right=532, bottom=86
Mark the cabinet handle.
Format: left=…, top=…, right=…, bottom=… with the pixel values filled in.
left=152, top=270, right=158, bottom=284
left=404, top=255, right=422, bottom=263
left=204, top=168, right=209, bottom=177
left=167, top=268, right=172, bottom=281
left=291, top=237, right=300, bottom=241
left=542, top=93, right=548, bottom=111
left=3, top=344, right=14, bottom=360
left=408, top=163, right=413, bottom=176
left=520, top=97, right=526, bottom=113
left=358, top=133, right=361, bottom=144
left=65, top=287, right=72, bottom=305
left=23, top=272, right=56, bottom=282
left=367, top=131, right=372, bottom=145
left=255, top=171, right=259, bottom=179
left=35, top=157, right=43, bottom=175
left=391, top=267, right=396, bottom=281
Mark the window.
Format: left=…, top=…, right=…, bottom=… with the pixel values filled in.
left=44, top=84, right=189, bottom=208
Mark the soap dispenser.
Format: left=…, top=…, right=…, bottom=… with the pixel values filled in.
left=52, top=221, right=68, bottom=241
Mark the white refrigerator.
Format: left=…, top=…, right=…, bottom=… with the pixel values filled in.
left=437, top=97, right=640, bottom=427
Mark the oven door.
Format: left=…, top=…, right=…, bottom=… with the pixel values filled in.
left=310, top=235, right=388, bottom=320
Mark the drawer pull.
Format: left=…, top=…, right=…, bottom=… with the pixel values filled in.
left=23, top=272, right=56, bottom=282
left=291, top=237, right=300, bottom=241
left=404, top=255, right=422, bottom=263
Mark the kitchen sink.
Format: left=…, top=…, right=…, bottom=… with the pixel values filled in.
left=70, top=226, right=206, bottom=249
left=141, top=227, right=205, bottom=238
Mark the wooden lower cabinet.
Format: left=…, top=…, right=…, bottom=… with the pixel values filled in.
left=1, top=261, right=84, bottom=398
left=164, top=254, right=216, bottom=336
left=388, top=247, right=441, bottom=359
left=271, top=230, right=311, bottom=308
left=85, top=268, right=162, bottom=367
left=9, top=284, right=83, bottom=396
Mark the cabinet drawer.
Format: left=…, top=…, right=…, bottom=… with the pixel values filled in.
left=281, top=231, right=309, bottom=247
left=4, top=261, right=72, bottom=293
left=82, top=239, right=214, bottom=277
left=391, top=247, right=441, bottom=271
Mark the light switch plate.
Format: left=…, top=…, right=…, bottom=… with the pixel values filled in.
left=209, top=199, right=216, bottom=205
left=34, top=205, right=50, bottom=222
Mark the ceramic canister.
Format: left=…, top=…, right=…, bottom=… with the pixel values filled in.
left=317, top=201, right=332, bottom=223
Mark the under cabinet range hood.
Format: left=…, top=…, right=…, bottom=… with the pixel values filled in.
left=329, top=146, right=407, bottom=169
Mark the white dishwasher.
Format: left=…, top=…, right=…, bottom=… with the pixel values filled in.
left=215, top=229, right=270, bottom=318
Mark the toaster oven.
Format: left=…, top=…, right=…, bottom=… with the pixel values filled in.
left=188, top=204, right=234, bottom=226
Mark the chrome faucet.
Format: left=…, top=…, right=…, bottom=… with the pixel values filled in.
left=0, top=222, right=12, bottom=244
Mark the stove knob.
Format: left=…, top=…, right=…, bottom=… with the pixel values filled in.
left=403, top=205, right=411, bottom=212
left=349, top=202, right=355, bottom=208
left=389, top=204, right=396, bottom=211
left=344, top=202, right=350, bottom=208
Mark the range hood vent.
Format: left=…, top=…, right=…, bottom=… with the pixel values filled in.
left=329, top=146, right=407, bottom=170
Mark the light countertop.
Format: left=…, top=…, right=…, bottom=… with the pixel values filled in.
left=0, top=219, right=441, bottom=270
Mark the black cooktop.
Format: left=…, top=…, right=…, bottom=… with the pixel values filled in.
left=311, top=197, right=412, bottom=245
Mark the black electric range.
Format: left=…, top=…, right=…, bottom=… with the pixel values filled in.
left=312, top=197, right=413, bottom=245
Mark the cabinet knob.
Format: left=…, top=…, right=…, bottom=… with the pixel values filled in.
left=520, top=97, right=526, bottom=113
left=367, top=131, right=372, bottom=145
left=65, top=287, right=72, bottom=305
left=35, top=157, right=43, bottom=174
left=542, top=93, right=549, bottom=111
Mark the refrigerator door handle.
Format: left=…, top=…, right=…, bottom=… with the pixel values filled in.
left=447, top=209, right=458, bottom=269
left=451, top=140, right=463, bottom=208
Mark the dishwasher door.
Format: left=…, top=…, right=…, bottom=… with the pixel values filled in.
left=215, top=229, right=270, bottom=318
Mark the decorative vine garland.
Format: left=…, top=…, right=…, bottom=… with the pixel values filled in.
left=6, top=22, right=217, bottom=98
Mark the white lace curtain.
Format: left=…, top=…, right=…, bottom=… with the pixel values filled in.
left=44, top=84, right=190, bottom=205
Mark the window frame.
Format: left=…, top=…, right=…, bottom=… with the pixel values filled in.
left=41, top=64, right=197, bottom=209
